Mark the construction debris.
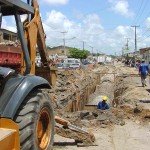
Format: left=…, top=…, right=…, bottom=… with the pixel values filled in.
left=55, top=116, right=95, bottom=145
left=53, top=62, right=150, bottom=149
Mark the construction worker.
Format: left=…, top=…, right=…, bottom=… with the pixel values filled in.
left=139, top=59, right=148, bottom=87
left=97, top=96, right=109, bottom=110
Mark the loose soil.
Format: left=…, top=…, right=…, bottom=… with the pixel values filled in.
left=53, top=61, right=150, bottom=150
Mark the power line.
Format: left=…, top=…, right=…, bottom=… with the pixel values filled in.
left=135, top=0, right=149, bottom=24
left=134, top=0, right=150, bottom=35
left=138, top=34, right=150, bottom=42
left=131, top=0, right=144, bottom=25
left=141, top=27, right=150, bottom=37
left=138, top=0, right=150, bottom=25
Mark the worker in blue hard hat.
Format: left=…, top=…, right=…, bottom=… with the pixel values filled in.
left=97, top=96, right=109, bottom=110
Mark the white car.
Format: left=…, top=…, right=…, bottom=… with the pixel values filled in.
left=55, top=63, right=70, bottom=73
left=69, top=63, right=80, bottom=69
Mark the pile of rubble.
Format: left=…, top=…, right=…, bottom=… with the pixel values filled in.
left=53, top=63, right=150, bottom=149
left=113, top=65, right=150, bottom=122
left=48, top=69, right=97, bottom=112
left=0, top=40, right=20, bottom=47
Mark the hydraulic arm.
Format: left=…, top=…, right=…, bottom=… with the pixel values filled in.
left=0, top=0, right=57, bottom=85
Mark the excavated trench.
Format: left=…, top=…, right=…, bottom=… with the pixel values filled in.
left=52, top=65, right=148, bottom=127
left=85, top=71, right=115, bottom=110
left=50, top=66, right=116, bottom=114
left=55, top=67, right=115, bottom=112
left=50, top=69, right=98, bottom=112
left=52, top=66, right=117, bottom=147
left=53, top=65, right=150, bottom=149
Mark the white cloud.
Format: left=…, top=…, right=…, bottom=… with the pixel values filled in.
left=45, top=10, right=73, bottom=30
left=109, top=0, right=134, bottom=17
left=43, top=11, right=105, bottom=51
left=1, top=17, right=16, bottom=32
left=42, top=0, right=69, bottom=5
left=20, top=15, right=27, bottom=22
left=83, top=14, right=103, bottom=32
left=73, top=10, right=85, bottom=20
left=1, top=10, right=148, bottom=55
left=114, top=25, right=133, bottom=37
left=36, top=10, right=147, bottom=54
left=145, top=17, right=150, bottom=28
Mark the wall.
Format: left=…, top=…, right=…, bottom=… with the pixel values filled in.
left=0, top=29, right=18, bottom=43
left=48, top=46, right=71, bottom=56
left=140, top=47, right=150, bottom=63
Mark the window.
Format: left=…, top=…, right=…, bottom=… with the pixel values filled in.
left=3, top=33, right=10, bottom=40
left=11, top=35, right=17, bottom=41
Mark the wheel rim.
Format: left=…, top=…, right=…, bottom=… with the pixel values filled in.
left=36, top=107, right=51, bottom=150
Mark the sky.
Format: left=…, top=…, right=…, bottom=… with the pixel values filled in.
left=2, top=0, right=150, bottom=55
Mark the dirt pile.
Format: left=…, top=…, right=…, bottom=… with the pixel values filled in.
left=113, top=64, right=150, bottom=124
left=57, top=108, right=126, bottom=129
left=48, top=69, right=97, bottom=112
left=53, top=63, right=150, bottom=150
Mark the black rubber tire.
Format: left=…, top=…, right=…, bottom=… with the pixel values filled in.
left=14, top=89, right=54, bottom=150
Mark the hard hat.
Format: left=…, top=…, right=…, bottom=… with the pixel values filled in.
left=103, top=96, right=108, bottom=101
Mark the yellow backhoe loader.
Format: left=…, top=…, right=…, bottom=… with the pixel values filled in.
left=0, top=0, right=56, bottom=149
left=0, top=0, right=95, bottom=149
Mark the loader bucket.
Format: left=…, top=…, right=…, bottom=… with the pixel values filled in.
left=35, top=66, right=58, bottom=86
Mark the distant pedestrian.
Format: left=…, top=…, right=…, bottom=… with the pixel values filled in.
left=148, top=61, right=150, bottom=74
left=148, top=61, right=150, bottom=85
left=135, top=60, right=140, bottom=69
left=139, top=59, right=148, bottom=87
left=97, top=96, right=109, bottom=110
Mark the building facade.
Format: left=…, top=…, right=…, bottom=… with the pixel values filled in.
left=0, top=28, right=18, bottom=43
left=139, top=47, right=150, bottom=63
left=47, top=45, right=71, bottom=56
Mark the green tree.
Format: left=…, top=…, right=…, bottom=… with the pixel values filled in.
left=47, top=46, right=51, bottom=50
left=69, top=48, right=90, bottom=60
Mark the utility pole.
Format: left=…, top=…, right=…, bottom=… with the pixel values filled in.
left=60, top=31, right=68, bottom=56
left=122, top=47, right=124, bottom=57
left=89, top=46, right=93, bottom=56
left=91, top=47, right=93, bottom=56
left=124, top=38, right=130, bottom=55
left=131, top=25, right=140, bottom=52
left=126, top=38, right=130, bottom=50
left=82, top=41, right=85, bottom=50
left=96, top=49, right=99, bottom=61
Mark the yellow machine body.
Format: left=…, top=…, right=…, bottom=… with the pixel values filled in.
left=0, top=118, right=20, bottom=150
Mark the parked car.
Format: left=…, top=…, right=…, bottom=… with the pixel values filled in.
left=55, top=63, right=63, bottom=73
left=55, top=63, right=63, bottom=68
left=62, top=63, right=70, bottom=69
left=82, top=61, right=90, bottom=65
left=55, top=63, right=70, bottom=73
left=69, top=63, right=80, bottom=69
